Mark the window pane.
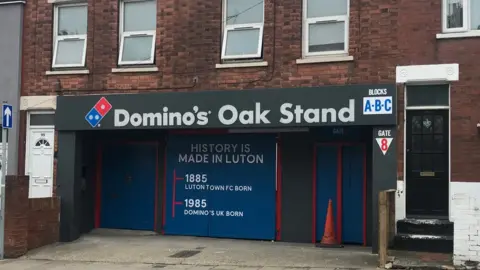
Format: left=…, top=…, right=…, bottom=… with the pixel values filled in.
left=471, top=0, right=480, bottom=30
left=308, top=22, right=345, bottom=52
left=225, top=28, right=260, bottom=56
left=55, top=39, right=84, bottom=65
left=446, top=0, right=464, bottom=29
left=121, top=36, right=153, bottom=62
left=124, top=0, right=156, bottom=32
left=422, top=115, right=433, bottom=133
left=307, top=0, right=348, bottom=18
left=226, top=0, right=263, bottom=25
left=407, top=85, right=449, bottom=107
left=412, top=116, right=422, bottom=134
left=434, top=115, right=444, bottom=134
left=58, top=5, right=87, bottom=35
left=30, top=114, right=55, bottom=126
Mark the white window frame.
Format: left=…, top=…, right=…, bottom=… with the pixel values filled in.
left=442, top=0, right=469, bottom=33
left=52, top=3, right=88, bottom=68
left=221, top=0, right=264, bottom=60
left=118, top=0, right=156, bottom=66
left=442, top=0, right=479, bottom=33
left=302, top=0, right=350, bottom=58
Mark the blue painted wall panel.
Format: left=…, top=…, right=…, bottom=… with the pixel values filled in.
left=126, top=144, right=157, bottom=230
left=316, top=146, right=338, bottom=241
left=101, top=144, right=156, bottom=230
left=165, top=134, right=276, bottom=240
left=342, top=145, right=364, bottom=244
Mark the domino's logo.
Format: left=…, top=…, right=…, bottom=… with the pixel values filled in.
left=85, top=97, right=112, bottom=128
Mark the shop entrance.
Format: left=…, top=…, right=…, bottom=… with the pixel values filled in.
left=100, top=143, right=157, bottom=230
left=405, top=110, right=449, bottom=218
left=315, top=143, right=366, bottom=245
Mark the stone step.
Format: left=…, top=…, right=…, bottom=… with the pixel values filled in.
left=397, top=218, right=453, bottom=236
left=394, top=233, right=453, bottom=253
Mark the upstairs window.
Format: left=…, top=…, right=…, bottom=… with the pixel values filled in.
left=221, top=0, right=264, bottom=60
left=303, top=0, right=349, bottom=57
left=118, top=0, right=156, bottom=65
left=442, top=0, right=480, bottom=33
left=52, top=4, right=88, bottom=68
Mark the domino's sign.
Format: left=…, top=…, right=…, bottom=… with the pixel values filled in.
left=85, top=97, right=113, bottom=128
left=56, top=84, right=398, bottom=130
left=363, top=88, right=393, bottom=115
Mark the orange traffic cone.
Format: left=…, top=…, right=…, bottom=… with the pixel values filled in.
left=316, top=199, right=343, bottom=248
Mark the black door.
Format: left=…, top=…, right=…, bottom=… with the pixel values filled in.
left=406, top=110, right=449, bottom=218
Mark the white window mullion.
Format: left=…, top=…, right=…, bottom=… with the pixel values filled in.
left=462, top=0, right=469, bottom=30
left=118, top=34, right=127, bottom=65
left=344, top=16, right=349, bottom=55
left=257, top=24, right=264, bottom=58
left=307, top=15, right=347, bottom=23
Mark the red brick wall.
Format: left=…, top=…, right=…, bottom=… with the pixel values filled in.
left=21, top=0, right=399, bottom=96
left=4, top=176, right=59, bottom=258
left=5, top=176, right=29, bottom=258
left=27, top=198, right=60, bottom=251
left=395, top=1, right=480, bottom=182
left=17, top=111, right=27, bottom=176
left=21, top=0, right=480, bottom=182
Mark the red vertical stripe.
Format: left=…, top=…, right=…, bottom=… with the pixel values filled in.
left=275, top=135, right=282, bottom=241
left=94, top=144, right=103, bottom=228
left=154, top=142, right=159, bottom=231
left=336, top=146, right=342, bottom=243
left=172, top=169, right=176, bottom=218
left=362, top=144, right=367, bottom=246
left=162, top=144, right=167, bottom=234
left=312, top=145, right=317, bottom=243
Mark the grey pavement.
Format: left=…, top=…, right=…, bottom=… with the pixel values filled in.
left=0, top=260, right=376, bottom=270
left=0, top=229, right=379, bottom=270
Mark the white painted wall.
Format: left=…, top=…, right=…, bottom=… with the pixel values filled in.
left=451, top=182, right=480, bottom=266
left=395, top=180, right=406, bottom=224
left=395, top=181, right=480, bottom=267
left=0, top=144, right=8, bottom=176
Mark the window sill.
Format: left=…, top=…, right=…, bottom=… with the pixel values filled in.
left=47, top=0, right=82, bottom=3
left=112, top=67, right=159, bottom=73
left=0, top=1, right=26, bottom=5
left=436, top=32, right=480, bottom=39
left=296, top=55, right=354, bottom=64
left=215, top=61, right=268, bottom=69
left=45, top=69, right=90, bottom=76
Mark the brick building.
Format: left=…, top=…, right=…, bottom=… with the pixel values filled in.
left=17, top=0, right=480, bottom=266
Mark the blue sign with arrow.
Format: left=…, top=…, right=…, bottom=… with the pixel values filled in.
left=2, top=104, right=12, bottom=129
